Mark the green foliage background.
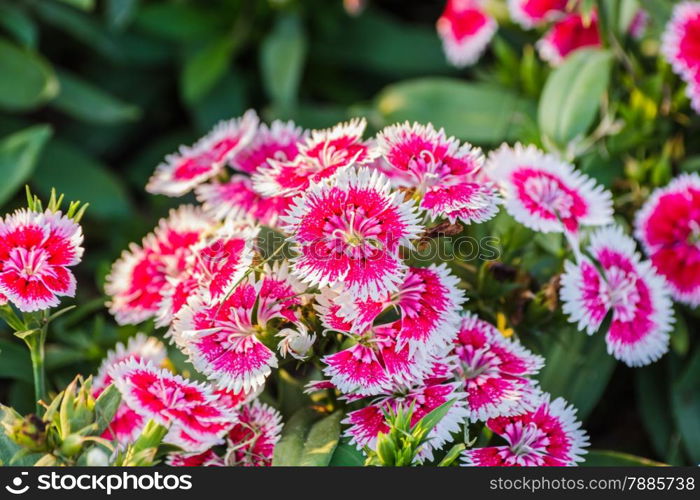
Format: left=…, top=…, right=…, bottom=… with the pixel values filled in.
left=0, top=0, right=698, bottom=466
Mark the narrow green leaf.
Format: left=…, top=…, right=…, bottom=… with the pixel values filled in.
left=135, top=3, right=225, bottom=42
left=105, top=0, right=140, bottom=30
left=95, top=385, right=122, bottom=433
left=0, top=40, right=58, bottom=111
left=261, top=14, right=307, bottom=111
left=635, top=364, right=676, bottom=461
left=670, top=309, right=690, bottom=356
left=0, top=4, right=38, bottom=48
left=413, top=399, right=456, bottom=442
left=584, top=450, right=668, bottom=467
left=375, top=78, right=534, bottom=144
left=50, top=70, right=141, bottom=124
left=671, top=347, right=700, bottom=463
left=181, top=37, right=235, bottom=104
left=299, top=411, right=343, bottom=467
left=0, top=124, right=52, bottom=207
left=538, top=49, right=613, bottom=147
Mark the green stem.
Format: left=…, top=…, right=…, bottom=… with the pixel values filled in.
left=29, top=317, right=49, bottom=415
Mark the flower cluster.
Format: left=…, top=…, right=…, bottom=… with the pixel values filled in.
left=436, top=0, right=646, bottom=68
left=100, top=110, right=618, bottom=466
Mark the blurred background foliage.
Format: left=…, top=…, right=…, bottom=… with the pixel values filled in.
left=0, top=0, right=697, bottom=466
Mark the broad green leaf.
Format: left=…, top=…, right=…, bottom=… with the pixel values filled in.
left=50, top=70, right=141, bottom=124
left=538, top=49, right=613, bottom=148
left=261, top=14, right=307, bottom=111
left=584, top=450, right=667, bottom=467
left=537, top=326, right=616, bottom=420
left=272, top=407, right=317, bottom=466
left=181, top=36, right=236, bottom=105
left=33, top=140, right=132, bottom=219
left=329, top=441, right=366, bottom=467
left=276, top=369, right=308, bottom=419
left=0, top=124, right=52, bottom=207
left=0, top=340, right=32, bottom=383
left=106, top=0, right=139, bottom=30
left=0, top=40, right=58, bottom=111
left=95, top=385, right=121, bottom=433
left=671, top=347, right=700, bottom=463
left=299, top=411, right=343, bottom=467
left=135, top=3, right=226, bottom=42
left=375, top=78, right=534, bottom=145
left=0, top=4, right=38, bottom=48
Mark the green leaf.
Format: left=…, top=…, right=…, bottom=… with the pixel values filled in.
left=583, top=450, right=667, bottom=467
left=134, top=3, right=226, bottom=42
left=57, top=0, right=96, bottom=10
left=50, top=70, right=141, bottom=124
left=272, top=407, right=317, bottom=466
left=105, top=0, right=140, bottom=30
left=261, top=14, right=307, bottom=111
left=328, top=441, right=366, bottom=467
left=375, top=78, right=534, bottom=145
left=95, top=384, right=121, bottom=434
left=671, top=347, right=700, bottom=463
left=33, top=140, right=132, bottom=219
left=537, top=326, right=616, bottom=420
left=0, top=39, right=58, bottom=111
left=413, top=399, right=456, bottom=442
left=0, top=339, right=32, bottom=383
left=635, top=363, right=677, bottom=461
left=538, top=49, right=613, bottom=148
left=0, top=124, right=52, bottom=207
left=670, top=309, right=690, bottom=356
left=637, top=0, right=673, bottom=26
left=299, top=411, right=343, bottom=467
left=0, top=407, right=41, bottom=466
left=181, top=36, right=235, bottom=104
left=0, top=4, right=38, bottom=48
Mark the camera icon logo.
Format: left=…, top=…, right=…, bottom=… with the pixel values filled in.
left=5, top=472, right=29, bottom=495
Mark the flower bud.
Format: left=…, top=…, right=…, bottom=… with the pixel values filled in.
left=276, top=325, right=316, bottom=361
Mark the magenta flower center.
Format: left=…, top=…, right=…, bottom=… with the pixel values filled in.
left=601, top=266, right=640, bottom=322
left=324, top=206, right=384, bottom=258
left=6, top=247, right=50, bottom=281
left=504, top=422, right=547, bottom=460
left=455, top=345, right=500, bottom=379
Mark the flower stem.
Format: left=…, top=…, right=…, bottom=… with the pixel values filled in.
left=27, top=316, right=49, bottom=415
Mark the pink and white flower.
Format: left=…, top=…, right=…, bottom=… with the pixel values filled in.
left=537, top=12, right=602, bottom=66
left=281, top=167, right=421, bottom=301
left=662, top=2, right=700, bottom=81
left=322, top=323, right=436, bottom=396
left=230, top=120, right=307, bottom=174
left=377, top=122, right=500, bottom=225
left=0, top=209, right=84, bottom=312
left=635, top=173, right=700, bottom=306
left=560, top=225, right=674, bottom=367
left=253, top=118, right=377, bottom=196
left=462, top=395, right=589, bottom=466
left=110, top=360, right=236, bottom=441
left=508, top=0, right=567, bottom=29
left=451, top=313, right=543, bottom=422
left=391, top=264, right=466, bottom=353
left=167, top=450, right=224, bottom=467
left=156, top=219, right=257, bottom=327
left=173, top=279, right=284, bottom=394
left=195, top=176, right=294, bottom=226
left=224, top=401, right=283, bottom=467
left=105, top=205, right=212, bottom=325
left=147, top=110, right=258, bottom=196
left=486, top=144, right=613, bottom=235
left=437, top=0, right=497, bottom=67
left=93, top=333, right=167, bottom=393
left=345, top=380, right=468, bottom=462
